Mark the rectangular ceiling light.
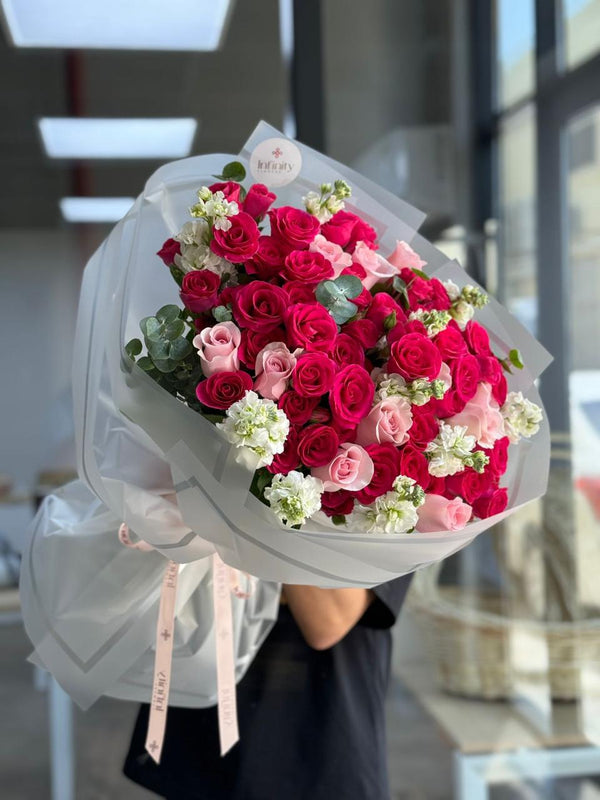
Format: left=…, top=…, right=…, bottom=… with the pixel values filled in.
left=60, top=197, right=135, bottom=223
left=1, top=0, right=232, bottom=50
left=39, top=118, right=197, bottom=159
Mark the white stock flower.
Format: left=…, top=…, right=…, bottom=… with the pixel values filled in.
left=443, top=279, right=461, bottom=302
left=264, top=471, right=324, bottom=527
left=375, top=373, right=445, bottom=406
left=409, top=309, right=452, bottom=337
left=374, top=373, right=409, bottom=401
left=450, top=299, right=475, bottom=329
left=392, top=475, right=426, bottom=508
left=190, top=187, right=239, bottom=231
left=175, top=242, right=231, bottom=275
left=501, top=391, right=543, bottom=444
left=425, top=422, right=477, bottom=477
left=217, top=391, right=290, bottom=468
left=351, top=493, right=419, bottom=534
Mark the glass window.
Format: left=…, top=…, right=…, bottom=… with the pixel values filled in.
left=497, top=104, right=537, bottom=334
left=561, top=0, right=600, bottom=69
left=495, top=0, right=535, bottom=108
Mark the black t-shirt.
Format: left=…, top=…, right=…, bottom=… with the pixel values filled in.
left=123, top=576, right=412, bottom=800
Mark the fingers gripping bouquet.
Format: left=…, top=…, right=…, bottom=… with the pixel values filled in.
left=125, top=129, right=549, bottom=566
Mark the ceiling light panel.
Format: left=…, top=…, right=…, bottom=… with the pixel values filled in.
left=1, top=0, right=232, bottom=50
left=60, top=197, right=135, bottom=223
left=39, top=118, right=197, bottom=159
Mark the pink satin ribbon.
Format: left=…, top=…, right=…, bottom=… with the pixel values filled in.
left=118, top=525, right=243, bottom=762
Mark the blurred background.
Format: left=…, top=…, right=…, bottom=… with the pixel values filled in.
left=1, top=0, right=600, bottom=798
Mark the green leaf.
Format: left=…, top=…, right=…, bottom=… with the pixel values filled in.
left=156, top=305, right=180, bottom=324
left=169, top=266, right=185, bottom=288
left=140, top=316, right=161, bottom=340
left=125, top=338, right=142, bottom=358
left=213, top=161, right=246, bottom=183
left=383, top=311, right=397, bottom=332
left=162, top=318, right=185, bottom=340
left=153, top=358, right=178, bottom=374
left=509, top=348, right=524, bottom=369
left=329, top=299, right=358, bottom=325
left=332, top=515, right=347, bottom=526
left=256, top=468, right=273, bottom=495
left=147, top=338, right=170, bottom=360
left=334, top=274, right=363, bottom=299
left=137, top=356, right=155, bottom=372
left=392, top=276, right=410, bottom=310
left=169, top=337, right=192, bottom=361
left=213, top=305, right=233, bottom=322
left=315, top=280, right=341, bottom=306
left=411, top=268, right=430, bottom=280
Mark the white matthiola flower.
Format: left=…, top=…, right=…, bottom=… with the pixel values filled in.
left=501, top=391, right=543, bottom=444
left=409, top=309, right=452, bottom=337
left=392, top=475, right=426, bottom=508
left=175, top=242, right=231, bottom=275
left=374, top=373, right=409, bottom=401
left=443, top=279, right=461, bottom=302
left=425, top=422, right=477, bottom=477
left=176, top=219, right=210, bottom=246
left=450, top=299, right=475, bottom=329
left=264, top=471, right=324, bottom=527
left=190, top=187, right=239, bottom=231
left=216, top=391, right=290, bottom=468
left=351, top=493, right=419, bottom=534
left=374, top=373, right=445, bottom=406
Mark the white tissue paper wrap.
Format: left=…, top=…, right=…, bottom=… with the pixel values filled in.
left=20, top=122, right=552, bottom=710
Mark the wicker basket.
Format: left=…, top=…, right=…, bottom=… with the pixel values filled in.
left=409, top=565, right=600, bottom=701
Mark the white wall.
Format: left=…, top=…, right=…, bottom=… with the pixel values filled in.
left=0, top=228, right=101, bottom=489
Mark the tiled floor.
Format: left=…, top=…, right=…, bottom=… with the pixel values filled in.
left=1, top=621, right=599, bottom=799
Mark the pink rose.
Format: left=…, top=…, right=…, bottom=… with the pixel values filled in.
left=353, top=442, right=402, bottom=505
left=283, top=249, right=334, bottom=283
left=210, top=211, right=260, bottom=262
left=309, top=234, right=353, bottom=277
left=245, top=236, right=285, bottom=280
left=193, top=321, right=241, bottom=377
left=448, top=382, right=505, bottom=449
left=269, top=206, right=320, bottom=252
left=278, top=390, right=319, bottom=425
left=416, top=494, right=473, bottom=532
left=387, top=240, right=427, bottom=271
left=312, top=443, right=374, bottom=492
left=157, top=237, right=181, bottom=266
left=238, top=327, right=286, bottom=370
left=243, top=183, right=276, bottom=219
left=209, top=181, right=242, bottom=204
left=293, top=352, right=336, bottom=398
left=297, top=424, right=340, bottom=468
left=179, top=269, right=221, bottom=313
left=232, top=281, right=288, bottom=332
left=196, top=370, right=252, bottom=410
left=356, top=397, right=413, bottom=447
left=437, top=362, right=453, bottom=391
left=388, top=333, right=442, bottom=381
left=330, top=364, right=375, bottom=426
left=352, top=241, right=398, bottom=290
left=285, top=303, right=338, bottom=352
left=254, top=342, right=299, bottom=400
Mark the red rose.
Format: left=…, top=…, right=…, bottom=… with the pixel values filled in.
left=210, top=211, right=260, bottom=263
left=245, top=236, right=285, bottom=280
left=179, top=269, right=221, bottom=313
left=311, top=406, right=332, bottom=424
left=285, top=303, right=338, bottom=352
left=473, top=487, right=508, bottom=519
left=354, top=442, right=402, bottom=504
left=487, top=436, right=509, bottom=478
left=408, top=406, right=439, bottom=450
left=283, top=249, right=333, bottom=283
left=492, top=374, right=508, bottom=406
left=209, top=181, right=242, bottom=204
left=157, top=237, right=181, bottom=266
left=464, top=321, right=492, bottom=356
left=434, top=321, right=468, bottom=360
left=330, top=364, right=375, bottom=426
left=388, top=333, right=442, bottom=381
left=404, top=274, right=451, bottom=311
left=428, top=476, right=448, bottom=496
left=343, top=318, right=379, bottom=349
left=320, top=489, right=355, bottom=518
left=332, top=333, right=365, bottom=368
left=399, top=445, right=430, bottom=489
left=430, top=389, right=466, bottom=419
left=477, top=355, right=503, bottom=386
left=353, top=286, right=374, bottom=312
left=238, top=327, right=286, bottom=370
left=293, top=352, right=337, bottom=398
left=321, top=210, right=377, bottom=251
left=366, top=293, right=406, bottom=335
left=243, top=183, right=276, bottom=219
left=232, top=281, right=288, bottom=332
left=283, top=280, right=317, bottom=305
left=267, top=426, right=301, bottom=475
left=269, top=206, right=320, bottom=252
left=278, top=390, right=319, bottom=425
left=297, top=424, right=339, bottom=468
left=341, top=262, right=367, bottom=280
left=452, top=355, right=481, bottom=402
left=196, top=370, right=252, bottom=410
left=446, top=469, right=496, bottom=505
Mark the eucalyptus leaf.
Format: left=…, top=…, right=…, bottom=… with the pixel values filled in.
left=156, top=305, right=181, bottom=324
left=169, top=337, right=192, bottom=361
left=213, top=305, right=233, bottom=322
left=334, top=274, right=363, bottom=299
left=153, top=358, right=178, bottom=374
left=163, top=318, right=185, bottom=340
left=125, top=338, right=142, bottom=358
left=137, top=356, right=155, bottom=372
left=329, top=299, right=358, bottom=325
left=147, top=339, right=170, bottom=360
left=315, top=280, right=341, bottom=307
left=332, top=515, right=347, bottom=526
left=140, top=316, right=161, bottom=340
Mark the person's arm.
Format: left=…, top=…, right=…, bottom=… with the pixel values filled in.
left=282, top=585, right=374, bottom=651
